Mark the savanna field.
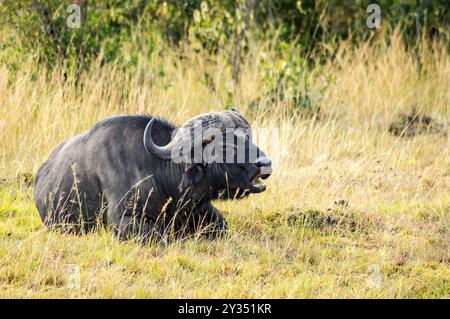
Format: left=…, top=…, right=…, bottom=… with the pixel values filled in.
left=0, top=29, right=449, bottom=298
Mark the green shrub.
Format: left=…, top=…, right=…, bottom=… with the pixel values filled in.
left=0, top=0, right=448, bottom=74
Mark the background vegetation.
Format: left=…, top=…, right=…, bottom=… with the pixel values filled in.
left=0, top=1, right=449, bottom=298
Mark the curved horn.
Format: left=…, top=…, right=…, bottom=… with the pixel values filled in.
left=143, top=118, right=173, bottom=160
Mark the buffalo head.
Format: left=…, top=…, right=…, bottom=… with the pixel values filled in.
left=144, top=109, right=272, bottom=201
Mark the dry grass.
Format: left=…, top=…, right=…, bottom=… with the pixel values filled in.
left=0, top=34, right=449, bottom=298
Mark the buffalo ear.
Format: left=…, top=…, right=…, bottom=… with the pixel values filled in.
left=179, top=164, right=205, bottom=192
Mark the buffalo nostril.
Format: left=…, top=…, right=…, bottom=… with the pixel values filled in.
left=256, top=157, right=272, bottom=167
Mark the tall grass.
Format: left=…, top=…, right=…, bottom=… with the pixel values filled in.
left=0, top=33, right=449, bottom=298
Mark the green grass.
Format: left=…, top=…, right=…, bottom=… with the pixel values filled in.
left=0, top=181, right=448, bottom=298
left=0, top=33, right=449, bottom=298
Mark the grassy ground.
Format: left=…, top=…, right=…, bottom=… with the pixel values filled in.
left=0, top=35, right=449, bottom=298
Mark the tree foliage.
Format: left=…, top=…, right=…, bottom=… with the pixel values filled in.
left=1, top=0, right=448, bottom=71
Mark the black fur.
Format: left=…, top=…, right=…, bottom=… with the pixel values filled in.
left=34, top=115, right=270, bottom=242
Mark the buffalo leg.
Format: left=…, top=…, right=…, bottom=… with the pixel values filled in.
left=107, top=192, right=165, bottom=243
left=184, top=203, right=228, bottom=239
left=113, top=214, right=165, bottom=243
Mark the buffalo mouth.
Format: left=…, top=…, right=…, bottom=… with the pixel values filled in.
left=247, top=172, right=271, bottom=194
left=217, top=171, right=271, bottom=200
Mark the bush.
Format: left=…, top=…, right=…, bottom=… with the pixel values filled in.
left=0, top=0, right=448, bottom=74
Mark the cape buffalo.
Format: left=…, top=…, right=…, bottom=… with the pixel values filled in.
left=34, top=109, right=272, bottom=242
